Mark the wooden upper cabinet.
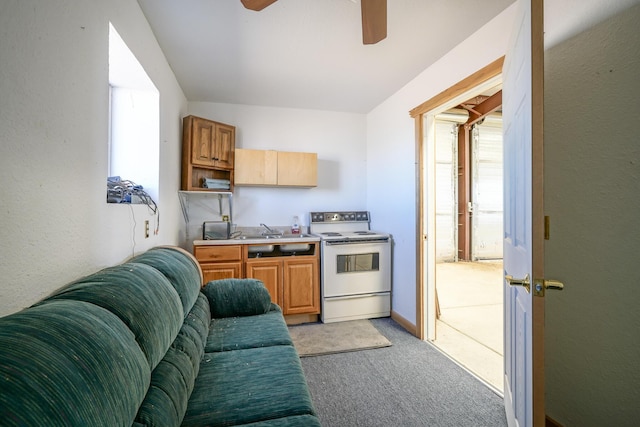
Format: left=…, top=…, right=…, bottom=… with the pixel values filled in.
left=191, top=118, right=216, bottom=167
left=235, top=149, right=278, bottom=186
left=214, top=123, right=235, bottom=169
left=277, top=151, right=317, bottom=187
left=182, top=115, right=235, bottom=191
left=235, top=148, right=317, bottom=187
left=187, top=116, right=235, bottom=170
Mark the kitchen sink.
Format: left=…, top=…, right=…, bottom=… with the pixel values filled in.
left=279, top=243, right=311, bottom=252
left=235, top=233, right=314, bottom=240
left=247, top=245, right=275, bottom=253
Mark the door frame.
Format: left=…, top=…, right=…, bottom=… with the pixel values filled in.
left=410, top=57, right=504, bottom=341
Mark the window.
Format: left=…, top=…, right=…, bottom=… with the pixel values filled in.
left=108, top=23, right=159, bottom=203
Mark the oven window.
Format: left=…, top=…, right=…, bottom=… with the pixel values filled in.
left=336, top=252, right=379, bottom=273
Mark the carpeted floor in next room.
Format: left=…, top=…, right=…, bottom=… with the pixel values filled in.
left=300, top=318, right=507, bottom=427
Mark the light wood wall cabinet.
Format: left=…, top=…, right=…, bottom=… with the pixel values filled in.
left=235, top=149, right=317, bottom=187
left=234, top=149, right=278, bottom=186
left=193, top=245, right=243, bottom=285
left=182, top=115, right=235, bottom=191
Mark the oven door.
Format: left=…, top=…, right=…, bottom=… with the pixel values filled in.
left=322, top=239, right=391, bottom=297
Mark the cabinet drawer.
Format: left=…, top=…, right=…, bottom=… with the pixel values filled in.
left=194, top=245, right=242, bottom=262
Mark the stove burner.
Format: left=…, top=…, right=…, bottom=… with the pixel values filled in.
left=353, top=231, right=374, bottom=235
left=322, top=232, right=342, bottom=236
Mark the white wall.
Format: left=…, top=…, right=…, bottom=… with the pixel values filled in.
left=0, top=0, right=187, bottom=316
left=184, top=102, right=366, bottom=242
left=544, top=4, right=640, bottom=425
left=365, top=6, right=517, bottom=324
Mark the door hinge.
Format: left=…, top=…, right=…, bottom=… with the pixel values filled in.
left=544, top=216, right=550, bottom=240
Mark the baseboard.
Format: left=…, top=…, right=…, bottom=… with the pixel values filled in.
left=390, top=310, right=417, bottom=336
left=285, top=314, right=318, bottom=325
left=546, top=415, right=563, bottom=427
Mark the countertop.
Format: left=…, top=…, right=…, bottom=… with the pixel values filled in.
left=194, top=234, right=320, bottom=246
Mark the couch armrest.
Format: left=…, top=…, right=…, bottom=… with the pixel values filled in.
left=202, top=278, right=272, bottom=318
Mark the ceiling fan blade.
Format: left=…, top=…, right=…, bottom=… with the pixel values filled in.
left=361, top=0, right=387, bottom=44
left=241, top=0, right=278, bottom=11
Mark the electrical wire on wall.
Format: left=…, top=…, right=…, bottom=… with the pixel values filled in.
left=108, top=176, right=160, bottom=255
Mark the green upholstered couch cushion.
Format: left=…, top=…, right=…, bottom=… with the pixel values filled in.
left=36, top=262, right=184, bottom=370
left=239, top=415, right=322, bottom=426
left=129, top=247, right=202, bottom=318
left=182, top=346, right=317, bottom=427
left=203, top=278, right=272, bottom=318
left=0, top=300, right=150, bottom=427
left=206, top=304, right=293, bottom=352
left=135, top=293, right=211, bottom=427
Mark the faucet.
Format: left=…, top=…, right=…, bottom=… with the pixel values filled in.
left=260, top=223, right=282, bottom=236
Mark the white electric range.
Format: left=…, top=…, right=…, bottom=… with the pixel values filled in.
left=310, top=211, right=391, bottom=323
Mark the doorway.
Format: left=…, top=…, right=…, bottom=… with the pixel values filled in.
left=432, top=104, right=504, bottom=393
left=410, top=58, right=505, bottom=394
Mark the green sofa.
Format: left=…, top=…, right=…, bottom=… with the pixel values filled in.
left=0, top=246, right=320, bottom=427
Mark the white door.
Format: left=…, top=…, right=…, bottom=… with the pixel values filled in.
left=502, top=0, right=544, bottom=425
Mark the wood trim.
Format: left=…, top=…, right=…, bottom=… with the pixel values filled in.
left=545, top=415, right=564, bottom=427
left=411, top=56, right=505, bottom=342
left=409, top=57, right=504, bottom=118
left=414, top=115, right=425, bottom=339
left=531, top=0, right=546, bottom=425
left=391, top=310, right=417, bottom=336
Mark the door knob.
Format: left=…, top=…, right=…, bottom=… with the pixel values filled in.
left=505, top=274, right=530, bottom=293
left=533, top=278, right=564, bottom=297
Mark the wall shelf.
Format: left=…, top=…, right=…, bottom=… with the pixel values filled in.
left=178, top=191, right=233, bottom=224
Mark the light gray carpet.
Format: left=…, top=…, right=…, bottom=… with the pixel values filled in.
left=289, top=319, right=392, bottom=357
left=300, top=318, right=507, bottom=427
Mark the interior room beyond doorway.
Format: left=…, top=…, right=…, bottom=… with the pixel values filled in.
left=431, top=89, right=504, bottom=394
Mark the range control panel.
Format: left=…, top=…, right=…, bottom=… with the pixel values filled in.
left=310, top=211, right=370, bottom=223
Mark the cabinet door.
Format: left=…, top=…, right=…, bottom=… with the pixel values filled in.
left=201, top=262, right=243, bottom=284
left=214, top=124, right=235, bottom=169
left=191, top=117, right=216, bottom=167
left=245, top=260, right=282, bottom=306
left=282, top=257, right=320, bottom=315
left=277, top=151, right=317, bottom=187
left=234, top=149, right=278, bottom=185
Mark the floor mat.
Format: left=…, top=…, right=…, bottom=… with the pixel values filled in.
left=289, top=319, right=391, bottom=357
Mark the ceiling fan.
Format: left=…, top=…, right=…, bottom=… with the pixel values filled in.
left=240, top=0, right=387, bottom=45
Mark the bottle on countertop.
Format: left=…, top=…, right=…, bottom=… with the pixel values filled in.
left=291, top=215, right=300, bottom=234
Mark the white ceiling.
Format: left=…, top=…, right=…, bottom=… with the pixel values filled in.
left=137, top=0, right=640, bottom=114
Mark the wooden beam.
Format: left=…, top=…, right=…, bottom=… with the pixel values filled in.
left=361, top=0, right=387, bottom=44
left=457, top=125, right=471, bottom=261
left=463, top=90, right=502, bottom=127
left=241, top=0, right=277, bottom=11
left=409, top=57, right=504, bottom=117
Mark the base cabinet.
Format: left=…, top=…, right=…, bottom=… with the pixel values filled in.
left=194, top=245, right=243, bottom=284
left=244, top=260, right=282, bottom=307
left=194, top=242, right=320, bottom=318
left=245, top=256, right=319, bottom=316
left=282, top=258, right=320, bottom=315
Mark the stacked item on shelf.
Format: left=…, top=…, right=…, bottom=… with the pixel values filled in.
left=202, top=178, right=230, bottom=190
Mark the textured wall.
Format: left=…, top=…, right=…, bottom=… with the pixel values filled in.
left=184, top=102, right=367, bottom=243
left=366, top=6, right=516, bottom=325
left=544, top=4, right=640, bottom=424
left=0, top=0, right=187, bottom=316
